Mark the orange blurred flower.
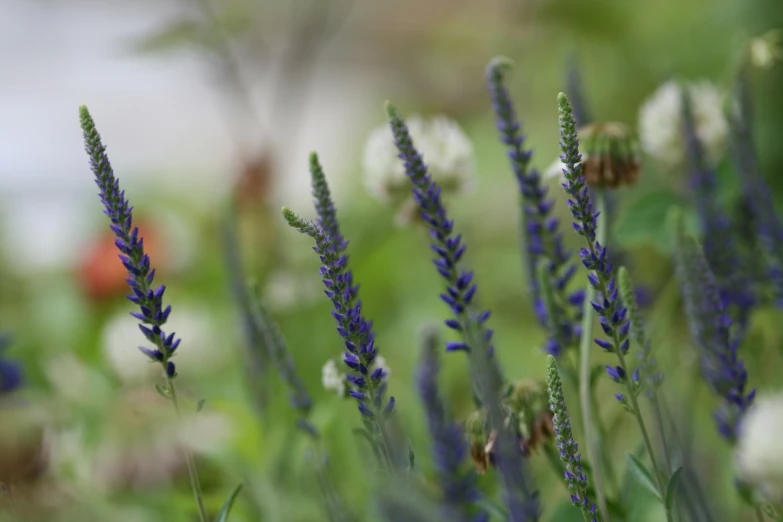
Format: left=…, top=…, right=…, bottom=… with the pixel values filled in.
left=78, top=221, right=165, bottom=300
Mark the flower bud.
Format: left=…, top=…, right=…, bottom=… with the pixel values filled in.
left=579, top=122, right=641, bottom=188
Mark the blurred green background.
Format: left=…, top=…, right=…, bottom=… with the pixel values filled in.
left=0, top=0, right=782, bottom=520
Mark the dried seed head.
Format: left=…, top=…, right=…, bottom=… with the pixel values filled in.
left=579, top=122, right=641, bottom=188
left=525, top=410, right=556, bottom=454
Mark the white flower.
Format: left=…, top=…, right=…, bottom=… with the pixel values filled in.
left=638, top=80, right=728, bottom=169
left=750, top=30, right=782, bottom=69
left=102, top=306, right=220, bottom=382
left=736, top=391, right=783, bottom=500
left=321, top=355, right=391, bottom=399
left=362, top=114, right=475, bottom=220
left=321, top=359, right=346, bottom=397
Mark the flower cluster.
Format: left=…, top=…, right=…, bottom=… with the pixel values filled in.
left=546, top=356, right=598, bottom=522
left=638, top=80, right=728, bottom=169
left=282, top=207, right=395, bottom=425
left=556, top=95, right=632, bottom=378
left=486, top=57, right=583, bottom=357
left=730, top=75, right=783, bottom=309
left=682, top=91, right=755, bottom=335
left=385, top=103, right=493, bottom=356
left=363, top=114, right=475, bottom=225
left=673, top=226, right=755, bottom=443
left=417, top=328, right=487, bottom=521
left=80, top=106, right=180, bottom=379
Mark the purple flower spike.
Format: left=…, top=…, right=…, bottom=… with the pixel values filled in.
left=80, top=106, right=181, bottom=376
left=486, top=57, right=583, bottom=358
left=385, top=102, right=495, bottom=358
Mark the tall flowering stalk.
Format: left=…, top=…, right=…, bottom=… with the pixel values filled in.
left=546, top=356, right=598, bottom=522
left=386, top=101, right=539, bottom=520
left=79, top=106, right=208, bottom=522
left=730, top=71, right=783, bottom=307
left=486, top=57, right=583, bottom=359
left=283, top=156, right=397, bottom=469
left=673, top=223, right=755, bottom=443
left=385, top=103, right=493, bottom=357
left=416, top=328, right=487, bottom=521
left=557, top=93, right=671, bottom=520
left=682, top=92, right=755, bottom=335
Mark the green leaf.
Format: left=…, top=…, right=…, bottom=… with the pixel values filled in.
left=214, top=483, right=243, bottom=522
left=625, top=452, right=662, bottom=502
left=664, top=466, right=683, bottom=512
left=613, top=189, right=696, bottom=252
left=196, top=399, right=206, bottom=413
left=155, top=383, right=171, bottom=400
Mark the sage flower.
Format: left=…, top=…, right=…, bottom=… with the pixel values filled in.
left=486, top=57, right=582, bottom=357
left=80, top=106, right=180, bottom=379
left=673, top=226, right=755, bottom=443
left=683, top=92, right=755, bottom=335
left=546, top=355, right=598, bottom=522
left=385, top=103, right=493, bottom=356
left=283, top=205, right=396, bottom=449
left=557, top=94, right=632, bottom=377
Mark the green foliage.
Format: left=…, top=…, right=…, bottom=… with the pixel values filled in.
left=215, top=484, right=244, bottom=522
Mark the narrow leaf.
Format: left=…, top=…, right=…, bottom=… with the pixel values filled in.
left=664, top=466, right=683, bottom=512
left=196, top=399, right=206, bottom=413
left=626, top=452, right=662, bottom=501
left=214, top=483, right=243, bottom=522
left=155, top=383, right=170, bottom=399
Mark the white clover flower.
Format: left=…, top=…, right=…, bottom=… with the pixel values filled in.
left=750, top=30, right=782, bottom=69
left=638, top=80, right=728, bottom=170
left=102, top=306, right=219, bottom=382
left=736, top=391, right=783, bottom=500
left=362, top=114, right=475, bottom=224
left=321, top=355, right=391, bottom=398
left=321, top=359, right=346, bottom=397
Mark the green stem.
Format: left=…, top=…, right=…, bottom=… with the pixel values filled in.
left=166, top=374, right=209, bottom=522
left=590, top=387, right=619, bottom=495
left=756, top=507, right=765, bottom=522
left=586, top=189, right=671, bottom=522
left=613, top=348, right=670, bottom=521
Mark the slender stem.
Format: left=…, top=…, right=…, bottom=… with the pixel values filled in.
left=651, top=397, right=673, bottom=476
left=614, top=348, right=670, bottom=510
left=578, top=216, right=610, bottom=521
left=166, top=374, right=209, bottom=522
left=755, top=507, right=765, bottom=522
left=590, top=387, right=619, bottom=495
left=585, top=190, right=671, bottom=521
